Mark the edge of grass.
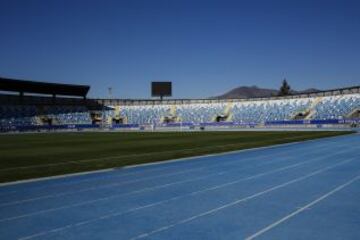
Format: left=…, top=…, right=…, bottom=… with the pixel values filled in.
left=0, top=131, right=355, bottom=185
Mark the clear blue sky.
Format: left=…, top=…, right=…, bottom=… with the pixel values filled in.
left=0, top=0, right=359, bottom=98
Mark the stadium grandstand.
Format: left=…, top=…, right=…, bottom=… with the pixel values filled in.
left=0, top=77, right=359, bottom=132
left=2, top=2, right=360, bottom=240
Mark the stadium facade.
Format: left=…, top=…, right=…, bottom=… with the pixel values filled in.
left=0, top=77, right=359, bottom=132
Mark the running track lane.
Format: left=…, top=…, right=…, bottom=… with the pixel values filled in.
left=0, top=133, right=359, bottom=240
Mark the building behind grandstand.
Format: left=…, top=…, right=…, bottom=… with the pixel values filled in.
left=0, top=77, right=359, bottom=132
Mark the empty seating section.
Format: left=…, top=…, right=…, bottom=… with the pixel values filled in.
left=0, top=105, right=37, bottom=127
left=0, top=105, right=91, bottom=127
left=120, top=105, right=172, bottom=124
left=111, top=95, right=359, bottom=124
left=42, top=106, right=92, bottom=125
left=116, top=103, right=226, bottom=124
left=176, top=103, right=226, bottom=123
left=313, top=94, right=360, bottom=120
left=232, top=98, right=313, bottom=123
left=0, top=93, right=359, bottom=127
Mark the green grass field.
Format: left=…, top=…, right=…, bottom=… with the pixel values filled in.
left=0, top=131, right=352, bottom=183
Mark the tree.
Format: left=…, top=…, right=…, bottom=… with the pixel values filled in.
left=278, top=79, right=291, bottom=96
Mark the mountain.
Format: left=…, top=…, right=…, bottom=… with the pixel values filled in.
left=214, top=86, right=321, bottom=99
left=299, top=88, right=321, bottom=93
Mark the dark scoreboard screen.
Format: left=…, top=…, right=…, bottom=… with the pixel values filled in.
left=151, top=82, right=172, bottom=97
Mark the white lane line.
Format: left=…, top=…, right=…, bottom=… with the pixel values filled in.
left=16, top=157, right=356, bottom=240
left=0, top=173, right=227, bottom=222
left=0, top=150, right=326, bottom=222
left=1, top=139, right=346, bottom=206
left=1, top=133, right=348, bottom=195
left=0, top=133, right=340, bottom=179
left=0, top=168, right=116, bottom=188
left=0, top=146, right=288, bottom=192
left=0, top=143, right=348, bottom=207
left=0, top=137, right=327, bottom=191
left=0, top=167, right=204, bottom=207
left=0, top=145, right=312, bottom=206
left=0, top=149, right=308, bottom=216
left=245, top=174, right=360, bottom=240
left=127, top=157, right=356, bottom=240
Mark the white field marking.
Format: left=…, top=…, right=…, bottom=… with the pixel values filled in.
left=2, top=135, right=346, bottom=192
left=0, top=142, right=293, bottom=189
left=0, top=135, right=308, bottom=172
left=0, top=158, right=263, bottom=207
left=245, top=174, right=360, bottom=240
left=1, top=141, right=354, bottom=209
left=0, top=144, right=330, bottom=203
left=127, top=157, right=357, bottom=240
left=0, top=144, right=316, bottom=206
left=0, top=142, right=347, bottom=207
left=0, top=148, right=331, bottom=222
left=0, top=132, right=344, bottom=174
left=1, top=132, right=349, bottom=189
left=16, top=157, right=356, bottom=240
left=0, top=169, right=115, bottom=188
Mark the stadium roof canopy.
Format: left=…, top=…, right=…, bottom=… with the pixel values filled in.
left=0, top=77, right=90, bottom=98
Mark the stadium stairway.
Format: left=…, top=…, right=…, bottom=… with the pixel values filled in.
left=211, top=103, right=231, bottom=122
left=224, top=102, right=233, bottom=122
left=305, top=97, right=323, bottom=120
left=347, top=108, right=360, bottom=118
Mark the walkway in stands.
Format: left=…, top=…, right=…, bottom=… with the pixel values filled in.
left=0, top=133, right=359, bottom=240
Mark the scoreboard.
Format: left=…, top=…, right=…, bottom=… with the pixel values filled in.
left=151, top=82, right=172, bottom=98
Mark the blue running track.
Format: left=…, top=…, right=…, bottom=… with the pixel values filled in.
left=0, top=133, right=359, bottom=240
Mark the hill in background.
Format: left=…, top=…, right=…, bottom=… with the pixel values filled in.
left=214, top=86, right=321, bottom=99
